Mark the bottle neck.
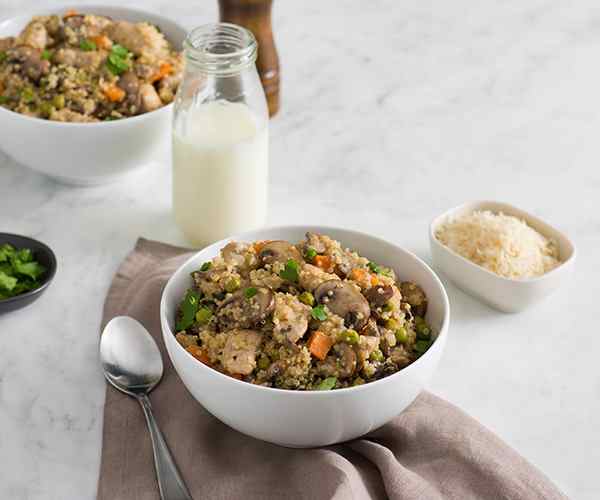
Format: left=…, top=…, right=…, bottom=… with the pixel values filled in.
left=183, top=23, right=257, bottom=76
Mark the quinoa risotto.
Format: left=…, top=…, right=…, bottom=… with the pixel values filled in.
left=174, top=233, right=435, bottom=391
left=0, top=10, right=182, bottom=122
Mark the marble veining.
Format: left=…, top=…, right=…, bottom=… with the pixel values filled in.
left=1, top=0, right=599, bottom=498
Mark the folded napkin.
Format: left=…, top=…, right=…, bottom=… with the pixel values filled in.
left=97, top=239, right=567, bottom=500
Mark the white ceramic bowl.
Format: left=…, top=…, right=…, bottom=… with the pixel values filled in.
left=160, top=225, right=450, bottom=448
left=430, top=201, right=576, bottom=313
left=0, top=6, right=186, bottom=185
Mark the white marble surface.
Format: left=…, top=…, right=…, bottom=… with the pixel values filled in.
left=0, top=0, right=598, bottom=498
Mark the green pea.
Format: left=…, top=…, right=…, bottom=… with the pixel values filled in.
left=195, top=307, right=213, bottom=324
left=39, top=101, right=54, bottom=118
left=394, top=326, right=408, bottom=344
left=414, top=339, right=432, bottom=356
left=257, top=355, right=270, bottom=370
left=224, top=277, right=241, bottom=293
left=383, top=302, right=394, bottom=312
left=385, top=318, right=399, bottom=331
left=52, top=94, right=65, bottom=109
left=414, top=316, right=431, bottom=339
left=343, top=329, right=359, bottom=345
left=370, top=349, right=384, bottom=362
left=298, top=291, right=315, bottom=306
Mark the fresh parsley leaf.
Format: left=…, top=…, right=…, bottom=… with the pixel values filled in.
left=0, top=271, right=17, bottom=291
left=175, top=290, right=200, bottom=331
left=41, top=49, right=52, bottom=61
left=0, top=243, right=15, bottom=262
left=367, top=261, right=381, bottom=274
left=305, top=247, right=317, bottom=262
left=79, top=39, right=97, bottom=51
left=244, top=287, right=258, bottom=299
left=12, top=260, right=45, bottom=280
left=279, top=259, right=300, bottom=283
left=200, top=262, right=212, bottom=272
left=315, top=376, right=337, bottom=390
left=111, top=44, right=129, bottom=58
left=311, top=304, right=328, bottom=321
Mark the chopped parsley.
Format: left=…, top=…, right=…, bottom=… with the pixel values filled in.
left=0, top=244, right=46, bottom=300
left=175, top=289, right=200, bottom=331
left=311, top=304, right=328, bottom=321
left=41, top=49, right=52, bottom=61
left=106, top=45, right=131, bottom=75
left=79, top=39, right=97, bottom=51
left=244, top=287, right=258, bottom=299
left=315, top=377, right=337, bottom=390
left=199, top=261, right=212, bottom=272
left=304, top=247, right=317, bottom=262
left=279, top=259, right=300, bottom=283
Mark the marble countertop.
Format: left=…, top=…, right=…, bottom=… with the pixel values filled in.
left=1, top=0, right=598, bottom=498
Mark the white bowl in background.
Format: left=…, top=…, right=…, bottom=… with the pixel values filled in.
left=430, top=201, right=576, bottom=313
left=0, top=6, right=187, bottom=185
left=160, top=226, right=450, bottom=448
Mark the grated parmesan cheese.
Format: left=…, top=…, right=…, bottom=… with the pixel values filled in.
left=435, top=210, right=561, bottom=279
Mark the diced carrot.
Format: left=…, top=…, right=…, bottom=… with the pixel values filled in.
left=314, top=255, right=332, bottom=271
left=103, top=84, right=125, bottom=102
left=91, top=35, right=111, bottom=50
left=151, top=62, right=173, bottom=82
left=350, top=268, right=367, bottom=282
left=370, top=274, right=379, bottom=286
left=307, top=331, right=333, bottom=361
left=228, top=372, right=243, bottom=380
left=186, top=345, right=211, bottom=365
left=64, top=9, right=79, bottom=18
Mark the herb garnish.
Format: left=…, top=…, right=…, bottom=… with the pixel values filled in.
left=244, top=287, right=258, bottom=299
left=0, top=244, right=46, bottom=300
left=311, top=304, right=328, bottom=321
left=175, top=289, right=200, bottom=331
left=279, top=259, right=300, bottom=283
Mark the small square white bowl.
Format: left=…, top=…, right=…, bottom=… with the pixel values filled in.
left=429, top=201, right=576, bottom=313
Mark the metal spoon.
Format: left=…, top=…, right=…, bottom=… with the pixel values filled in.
left=100, top=316, right=193, bottom=500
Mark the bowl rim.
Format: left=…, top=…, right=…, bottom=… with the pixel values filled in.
left=161, top=224, right=450, bottom=397
left=0, top=232, right=57, bottom=304
left=0, top=4, right=187, bottom=128
left=429, top=200, right=577, bottom=284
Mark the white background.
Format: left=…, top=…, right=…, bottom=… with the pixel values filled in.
left=0, top=1, right=598, bottom=498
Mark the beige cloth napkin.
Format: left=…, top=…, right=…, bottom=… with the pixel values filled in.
left=97, top=238, right=567, bottom=500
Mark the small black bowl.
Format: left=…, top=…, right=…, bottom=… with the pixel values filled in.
left=0, top=233, right=57, bottom=314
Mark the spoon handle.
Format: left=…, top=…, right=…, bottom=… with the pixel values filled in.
left=137, top=394, right=194, bottom=500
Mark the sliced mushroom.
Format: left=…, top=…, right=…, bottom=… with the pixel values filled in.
left=400, top=282, right=428, bottom=317
left=217, top=287, right=274, bottom=329
left=364, top=284, right=394, bottom=308
left=335, top=343, right=357, bottom=378
left=118, top=71, right=141, bottom=107
left=16, top=21, right=48, bottom=49
left=258, top=240, right=301, bottom=267
left=222, top=329, right=262, bottom=375
left=0, top=37, right=15, bottom=51
left=314, top=280, right=370, bottom=330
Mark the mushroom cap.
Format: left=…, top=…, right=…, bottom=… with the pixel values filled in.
left=217, top=287, right=275, bottom=330
left=259, top=240, right=302, bottom=267
left=364, top=284, right=394, bottom=307
left=314, top=280, right=371, bottom=330
left=400, top=281, right=428, bottom=317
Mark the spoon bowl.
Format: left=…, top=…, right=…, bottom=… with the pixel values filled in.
left=100, top=316, right=163, bottom=395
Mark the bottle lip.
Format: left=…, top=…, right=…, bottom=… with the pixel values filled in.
left=183, top=23, right=257, bottom=75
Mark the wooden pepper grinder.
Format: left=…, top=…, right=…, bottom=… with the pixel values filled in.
left=218, top=0, right=280, bottom=117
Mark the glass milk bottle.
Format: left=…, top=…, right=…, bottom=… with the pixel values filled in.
left=172, top=23, right=269, bottom=246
